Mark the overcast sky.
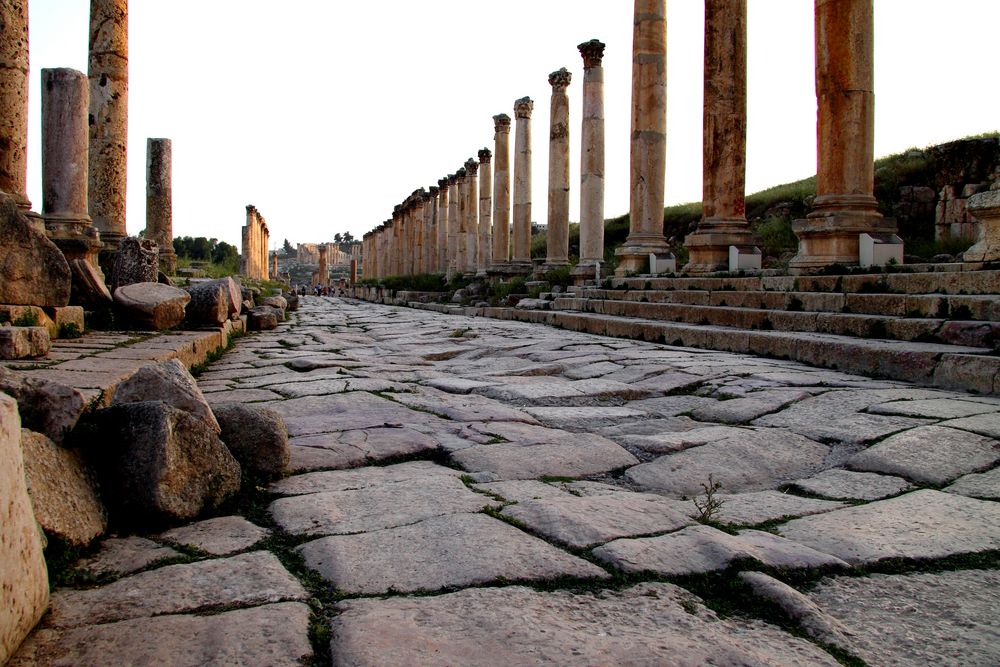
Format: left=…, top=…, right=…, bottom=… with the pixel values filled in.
left=25, top=1, right=1000, bottom=249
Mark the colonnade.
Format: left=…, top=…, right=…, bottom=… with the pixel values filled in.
left=363, top=0, right=891, bottom=281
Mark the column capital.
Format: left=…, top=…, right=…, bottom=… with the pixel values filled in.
left=438, top=177, right=450, bottom=189
left=493, top=113, right=511, bottom=133
left=428, top=185, right=440, bottom=196
left=578, top=39, right=606, bottom=68
left=465, top=158, right=479, bottom=176
left=478, top=147, right=492, bottom=163
left=514, top=97, right=534, bottom=118
left=455, top=167, right=467, bottom=179
left=548, top=68, right=572, bottom=91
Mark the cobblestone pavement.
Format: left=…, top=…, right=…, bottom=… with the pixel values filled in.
left=17, top=297, right=1000, bottom=666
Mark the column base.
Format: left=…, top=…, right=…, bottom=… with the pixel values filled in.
left=44, top=214, right=103, bottom=269
left=964, top=190, right=1000, bottom=263
left=614, top=234, right=672, bottom=276
left=788, top=211, right=897, bottom=273
left=571, top=261, right=601, bottom=286
left=682, top=221, right=755, bottom=274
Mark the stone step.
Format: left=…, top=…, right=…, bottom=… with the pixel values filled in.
left=471, top=306, right=999, bottom=395
left=551, top=297, right=1000, bottom=349
left=613, top=269, right=1000, bottom=296
left=578, top=288, right=1000, bottom=320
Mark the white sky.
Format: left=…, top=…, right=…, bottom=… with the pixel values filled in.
left=25, top=0, right=1000, bottom=249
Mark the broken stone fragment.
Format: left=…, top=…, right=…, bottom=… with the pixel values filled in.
left=111, top=358, right=219, bottom=433
left=0, top=326, right=50, bottom=359
left=109, top=236, right=158, bottom=291
left=182, top=280, right=230, bottom=327
left=212, top=402, right=289, bottom=479
left=0, top=194, right=71, bottom=307
left=248, top=305, right=280, bottom=331
left=112, top=282, right=190, bottom=330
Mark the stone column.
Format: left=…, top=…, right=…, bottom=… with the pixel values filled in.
left=260, top=220, right=268, bottom=281
left=616, top=0, right=672, bottom=276
left=437, top=177, right=450, bottom=273
left=573, top=39, right=606, bottom=283
left=426, top=186, right=439, bottom=273
left=349, top=257, right=357, bottom=284
left=464, top=159, right=479, bottom=274
left=0, top=0, right=35, bottom=219
left=454, top=168, right=469, bottom=274
left=491, top=114, right=511, bottom=268
left=448, top=171, right=462, bottom=275
left=271, top=251, right=278, bottom=279
left=317, top=244, right=328, bottom=287
left=146, top=138, right=175, bottom=274
left=545, top=68, right=572, bottom=270
left=683, top=0, right=755, bottom=274
left=390, top=206, right=402, bottom=276
left=402, top=198, right=414, bottom=276
left=790, top=0, right=894, bottom=270
left=88, top=0, right=129, bottom=263
left=477, top=148, right=492, bottom=275
left=511, top=97, right=534, bottom=271
left=41, top=68, right=103, bottom=270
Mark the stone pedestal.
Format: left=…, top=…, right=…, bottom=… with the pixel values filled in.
left=616, top=0, right=672, bottom=276
left=511, top=97, right=534, bottom=274
left=573, top=40, right=606, bottom=285
left=544, top=69, right=571, bottom=271
left=0, top=0, right=36, bottom=220
left=89, top=0, right=129, bottom=266
left=146, top=138, right=175, bottom=275
left=477, top=149, right=492, bottom=276
left=683, top=0, right=755, bottom=274
left=42, top=68, right=104, bottom=274
left=491, top=114, right=511, bottom=269
left=964, top=190, right=1000, bottom=262
left=789, top=0, right=895, bottom=271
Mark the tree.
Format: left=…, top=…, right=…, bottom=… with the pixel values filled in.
left=282, top=238, right=294, bottom=255
left=342, top=231, right=355, bottom=244
left=333, top=233, right=343, bottom=245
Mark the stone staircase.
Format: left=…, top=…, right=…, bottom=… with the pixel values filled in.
left=483, top=265, right=1000, bottom=394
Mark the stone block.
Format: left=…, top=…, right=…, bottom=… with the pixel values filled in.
left=0, top=326, right=50, bottom=359
left=0, top=196, right=71, bottom=307
left=212, top=402, right=289, bottom=478
left=0, top=395, right=49, bottom=665
left=0, top=367, right=88, bottom=444
left=112, top=282, right=190, bottom=330
left=111, top=358, right=220, bottom=433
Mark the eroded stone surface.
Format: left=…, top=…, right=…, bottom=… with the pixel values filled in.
left=330, top=583, right=839, bottom=667
left=791, top=468, right=913, bottom=500
left=270, top=460, right=461, bottom=496
left=158, top=516, right=270, bottom=556
left=945, top=466, right=1000, bottom=499
left=848, top=425, right=1000, bottom=484
left=73, top=537, right=180, bottom=578
left=453, top=432, right=638, bottom=480
left=710, top=491, right=847, bottom=527
left=297, top=513, right=606, bottom=595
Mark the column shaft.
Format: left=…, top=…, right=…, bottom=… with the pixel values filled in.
left=465, top=159, right=479, bottom=274
left=575, top=40, right=606, bottom=282
left=491, top=115, right=511, bottom=266
left=437, top=178, right=450, bottom=273
left=0, top=0, right=33, bottom=214
left=146, top=138, right=175, bottom=274
left=447, top=177, right=459, bottom=275
left=477, top=148, right=492, bottom=275
left=545, top=69, right=572, bottom=268
left=511, top=98, right=534, bottom=268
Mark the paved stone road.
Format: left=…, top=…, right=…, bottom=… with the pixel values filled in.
left=16, top=297, right=1000, bottom=666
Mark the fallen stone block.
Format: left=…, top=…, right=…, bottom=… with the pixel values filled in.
left=112, top=358, right=219, bottom=433
left=0, top=326, right=50, bottom=359
left=262, top=295, right=287, bottom=311
left=68, top=258, right=112, bottom=308
left=112, top=282, right=190, bottom=330
left=212, top=402, right=289, bottom=478
left=248, top=305, right=280, bottom=331
left=110, top=237, right=158, bottom=292
left=0, top=195, right=71, bottom=307
left=0, top=367, right=88, bottom=444
left=182, top=280, right=230, bottom=326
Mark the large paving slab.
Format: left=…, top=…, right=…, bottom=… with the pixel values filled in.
left=269, top=474, right=497, bottom=536
left=452, top=432, right=639, bottom=480
left=11, top=602, right=313, bottom=667
left=330, top=583, right=840, bottom=667
left=157, top=516, right=270, bottom=556
left=592, top=525, right=847, bottom=576
left=808, top=570, right=1000, bottom=666
left=296, top=512, right=607, bottom=595
left=72, top=537, right=181, bottom=578
left=847, top=424, right=1000, bottom=484
left=777, top=489, right=1000, bottom=564
left=269, top=391, right=450, bottom=436
left=269, top=460, right=462, bottom=496
left=790, top=468, right=913, bottom=500
left=45, top=551, right=307, bottom=628
left=945, top=466, right=1000, bottom=499
left=286, top=426, right=441, bottom=469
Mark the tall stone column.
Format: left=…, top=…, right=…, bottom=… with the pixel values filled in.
left=683, top=0, right=755, bottom=274
left=402, top=197, right=414, bottom=276
left=574, top=39, right=606, bottom=283
left=271, top=251, right=278, bottom=279
left=454, top=168, right=469, bottom=274
left=146, top=138, right=175, bottom=275
left=426, top=186, right=439, bottom=273
left=0, top=0, right=38, bottom=222
left=491, top=114, right=511, bottom=268
left=390, top=206, right=402, bottom=276
left=477, top=148, right=492, bottom=275
left=545, top=68, right=572, bottom=269
left=88, top=0, right=129, bottom=263
left=616, top=0, right=672, bottom=276
left=41, top=68, right=103, bottom=270
left=317, top=244, right=328, bottom=287
left=790, top=0, right=894, bottom=270
left=447, top=175, right=460, bottom=276
left=511, top=97, right=534, bottom=272
left=464, top=159, right=479, bottom=274
left=437, top=177, right=450, bottom=273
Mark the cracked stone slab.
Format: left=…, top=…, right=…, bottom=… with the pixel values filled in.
left=268, top=377, right=410, bottom=398
left=710, top=491, right=848, bottom=527
left=945, top=466, right=1000, bottom=499
left=791, top=468, right=913, bottom=501
left=10, top=602, right=313, bottom=667
left=848, top=425, right=1000, bottom=484
left=808, top=570, right=1000, bottom=667
left=452, top=432, right=639, bottom=480
left=270, top=460, right=462, bottom=496
left=157, top=516, right=270, bottom=556
left=270, top=391, right=448, bottom=436
left=203, top=388, right=282, bottom=403
left=269, top=474, right=497, bottom=536
left=937, top=412, right=1000, bottom=439
left=423, top=377, right=501, bottom=394
left=627, top=395, right=719, bottom=417
left=388, top=387, right=540, bottom=424
left=593, top=525, right=847, bottom=576
left=869, top=397, right=1000, bottom=420
left=473, top=480, right=572, bottom=503
left=45, top=551, right=307, bottom=629
left=297, top=512, right=607, bottom=595
left=329, top=583, right=839, bottom=667
left=521, top=406, right=648, bottom=430
left=286, top=426, right=440, bottom=470
left=689, top=390, right=811, bottom=424
left=624, top=428, right=829, bottom=496
left=777, top=489, right=1000, bottom=565
left=610, top=425, right=753, bottom=455
left=73, top=537, right=180, bottom=578
left=500, top=491, right=693, bottom=548
left=476, top=377, right=651, bottom=404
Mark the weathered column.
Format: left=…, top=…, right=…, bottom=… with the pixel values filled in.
left=41, top=68, right=103, bottom=270
left=391, top=206, right=402, bottom=276
left=349, top=257, right=357, bottom=284
left=491, top=114, right=511, bottom=268
left=260, top=221, right=268, bottom=280
left=146, top=138, right=175, bottom=275
left=437, top=177, right=450, bottom=273
left=317, top=244, right=328, bottom=287
left=271, top=251, right=278, bottom=279
left=464, top=159, right=479, bottom=274
left=511, top=97, right=534, bottom=271
left=545, top=68, right=572, bottom=270
left=683, top=0, right=755, bottom=274
left=454, top=168, right=469, bottom=274
left=477, top=148, right=492, bottom=275
left=616, top=0, right=672, bottom=276
left=414, top=191, right=426, bottom=275
left=0, top=0, right=35, bottom=220
left=402, top=198, right=414, bottom=276
left=573, top=39, right=606, bottom=283
left=88, top=0, right=129, bottom=263
left=790, top=0, right=894, bottom=270
left=424, top=187, right=437, bottom=273
left=448, top=171, right=462, bottom=275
